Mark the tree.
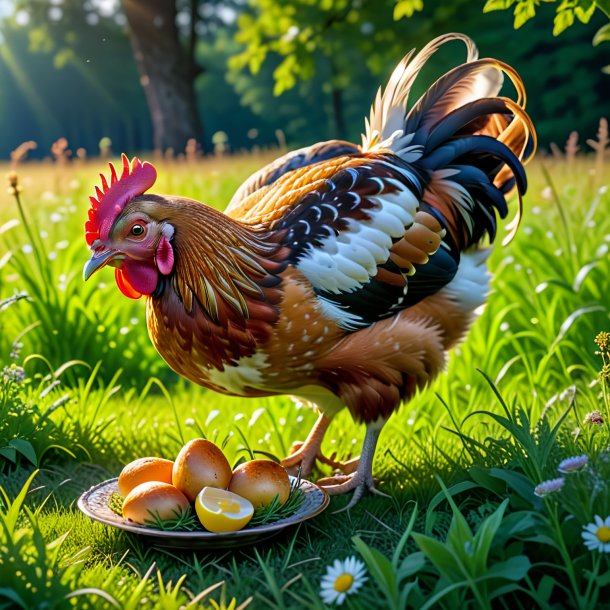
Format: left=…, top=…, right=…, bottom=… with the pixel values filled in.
left=122, top=0, right=203, bottom=152
left=230, top=0, right=434, bottom=138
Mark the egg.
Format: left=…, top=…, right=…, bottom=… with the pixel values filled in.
left=122, top=481, right=189, bottom=525
left=172, top=438, right=232, bottom=501
left=118, top=457, right=174, bottom=497
left=228, top=460, right=290, bottom=509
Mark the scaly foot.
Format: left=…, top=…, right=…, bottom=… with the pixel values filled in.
left=315, top=422, right=388, bottom=511
left=280, top=413, right=332, bottom=478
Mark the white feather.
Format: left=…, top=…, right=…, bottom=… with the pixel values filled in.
left=442, top=247, right=491, bottom=311
left=361, top=33, right=479, bottom=153
left=296, top=181, right=419, bottom=294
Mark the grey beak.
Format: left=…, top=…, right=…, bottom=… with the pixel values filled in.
left=83, top=249, right=120, bottom=281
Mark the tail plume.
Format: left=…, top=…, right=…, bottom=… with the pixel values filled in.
left=361, top=33, right=536, bottom=247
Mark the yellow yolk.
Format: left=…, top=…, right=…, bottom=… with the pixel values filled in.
left=195, top=487, right=254, bottom=533
left=596, top=526, right=610, bottom=543
left=333, top=574, right=354, bottom=593
left=217, top=499, right=240, bottom=513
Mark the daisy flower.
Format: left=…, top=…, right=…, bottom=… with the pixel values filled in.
left=534, top=477, right=565, bottom=497
left=558, top=455, right=588, bottom=473
left=582, top=516, right=610, bottom=553
left=320, top=556, right=367, bottom=605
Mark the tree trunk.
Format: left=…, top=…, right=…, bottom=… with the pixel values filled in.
left=122, top=0, right=203, bottom=153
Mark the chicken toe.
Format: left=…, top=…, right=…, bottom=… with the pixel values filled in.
left=316, top=423, right=389, bottom=510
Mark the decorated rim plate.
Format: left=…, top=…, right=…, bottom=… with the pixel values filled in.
left=78, top=476, right=329, bottom=549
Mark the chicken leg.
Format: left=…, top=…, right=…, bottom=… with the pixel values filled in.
left=316, top=422, right=389, bottom=511
left=281, top=413, right=332, bottom=477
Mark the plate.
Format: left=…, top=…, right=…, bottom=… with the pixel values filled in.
left=77, top=476, right=329, bottom=549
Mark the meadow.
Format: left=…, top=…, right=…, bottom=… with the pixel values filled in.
left=0, top=149, right=609, bottom=609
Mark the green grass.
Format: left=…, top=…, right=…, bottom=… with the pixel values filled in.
left=0, top=152, right=609, bottom=608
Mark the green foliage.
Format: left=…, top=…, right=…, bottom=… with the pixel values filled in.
left=483, top=0, right=599, bottom=34
left=393, top=0, right=424, bottom=20
left=0, top=360, right=79, bottom=472
left=0, top=471, right=114, bottom=609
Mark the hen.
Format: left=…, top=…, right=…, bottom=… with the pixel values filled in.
left=84, top=34, right=535, bottom=507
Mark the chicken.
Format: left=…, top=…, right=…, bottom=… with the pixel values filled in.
left=83, top=33, right=535, bottom=508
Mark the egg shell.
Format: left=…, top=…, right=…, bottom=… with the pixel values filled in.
left=172, top=438, right=232, bottom=502
left=122, top=481, right=189, bottom=525
left=118, top=457, right=174, bottom=497
left=228, top=460, right=290, bottom=509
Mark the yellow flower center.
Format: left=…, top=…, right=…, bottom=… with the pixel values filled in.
left=596, top=526, right=610, bottom=543
left=333, top=573, right=354, bottom=593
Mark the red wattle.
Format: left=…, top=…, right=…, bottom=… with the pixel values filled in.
left=115, top=261, right=158, bottom=299
left=115, top=267, right=142, bottom=299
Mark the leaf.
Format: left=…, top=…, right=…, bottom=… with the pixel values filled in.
left=494, top=511, right=540, bottom=545
left=393, top=0, right=424, bottom=20
left=468, top=467, right=506, bottom=496
left=392, top=503, right=418, bottom=567
left=425, top=481, right=480, bottom=534
left=593, top=22, right=610, bottom=45
left=472, top=499, right=509, bottom=573
left=273, top=55, right=298, bottom=96
left=411, top=533, right=464, bottom=582
left=0, top=588, right=28, bottom=608
left=575, top=0, right=596, bottom=22
left=573, top=261, right=599, bottom=292
left=2, top=470, right=39, bottom=534
left=549, top=305, right=605, bottom=351
left=553, top=7, right=575, bottom=35
left=352, top=536, right=398, bottom=603
left=537, top=574, right=557, bottom=602
left=9, top=439, right=38, bottom=466
left=483, top=554, right=531, bottom=581
left=397, top=552, right=426, bottom=580
left=0, top=447, right=17, bottom=463
left=514, top=0, right=537, bottom=28
left=0, top=251, right=12, bottom=270
left=483, top=0, right=516, bottom=12
left=488, top=468, right=537, bottom=504
left=0, top=219, right=19, bottom=235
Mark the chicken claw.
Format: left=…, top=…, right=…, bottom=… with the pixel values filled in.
left=316, top=423, right=389, bottom=511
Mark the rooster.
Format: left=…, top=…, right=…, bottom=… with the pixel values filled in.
left=84, top=34, right=535, bottom=508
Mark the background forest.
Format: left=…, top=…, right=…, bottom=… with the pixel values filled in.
left=0, top=0, right=608, bottom=159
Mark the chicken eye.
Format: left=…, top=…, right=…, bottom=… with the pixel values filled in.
left=130, top=224, right=145, bottom=237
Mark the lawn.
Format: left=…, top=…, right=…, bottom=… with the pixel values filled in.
left=1, top=151, right=609, bottom=609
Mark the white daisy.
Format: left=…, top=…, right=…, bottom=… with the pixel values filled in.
left=558, top=455, right=588, bottom=473
left=582, top=516, right=610, bottom=553
left=320, top=556, right=367, bottom=605
left=534, top=477, right=565, bottom=497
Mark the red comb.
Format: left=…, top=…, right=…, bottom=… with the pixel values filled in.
left=85, top=154, right=157, bottom=246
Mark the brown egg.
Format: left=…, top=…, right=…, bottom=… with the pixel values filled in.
left=228, top=460, right=290, bottom=509
left=118, top=457, right=174, bottom=497
left=122, top=481, right=189, bottom=525
left=172, top=439, right=232, bottom=501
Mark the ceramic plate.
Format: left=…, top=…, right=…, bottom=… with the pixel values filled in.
left=78, top=476, right=329, bottom=549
